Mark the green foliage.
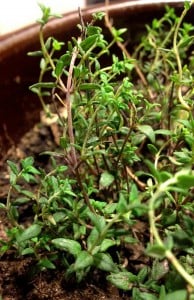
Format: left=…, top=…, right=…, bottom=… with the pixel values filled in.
left=1, top=3, right=194, bottom=299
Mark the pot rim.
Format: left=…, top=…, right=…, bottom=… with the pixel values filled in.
left=0, top=0, right=186, bottom=61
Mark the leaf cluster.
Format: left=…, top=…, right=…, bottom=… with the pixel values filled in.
left=1, top=3, right=194, bottom=299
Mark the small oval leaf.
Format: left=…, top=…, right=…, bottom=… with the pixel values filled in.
left=51, top=238, right=81, bottom=257
left=17, top=224, right=42, bottom=243
left=74, top=251, right=93, bottom=270
left=99, top=171, right=114, bottom=189
left=107, top=271, right=137, bottom=291
left=137, top=125, right=155, bottom=143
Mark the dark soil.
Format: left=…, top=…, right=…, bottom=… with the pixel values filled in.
left=0, top=118, right=149, bottom=300
left=0, top=253, right=122, bottom=299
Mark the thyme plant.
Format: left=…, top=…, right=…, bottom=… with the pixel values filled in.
left=1, top=2, right=194, bottom=299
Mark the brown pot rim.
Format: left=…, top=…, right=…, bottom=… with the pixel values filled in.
left=0, top=0, right=186, bottom=61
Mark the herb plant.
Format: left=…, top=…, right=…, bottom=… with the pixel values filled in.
left=1, top=2, right=194, bottom=299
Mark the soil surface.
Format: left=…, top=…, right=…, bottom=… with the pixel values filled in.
left=0, top=117, right=149, bottom=300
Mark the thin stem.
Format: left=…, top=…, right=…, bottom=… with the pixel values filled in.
left=126, top=167, right=146, bottom=191
left=66, top=45, right=79, bottom=167
left=173, top=6, right=191, bottom=111
left=39, top=25, right=78, bottom=166
left=115, top=128, right=132, bottom=168
left=165, top=250, right=194, bottom=288
left=104, top=0, right=154, bottom=100
left=81, top=105, right=101, bottom=157
left=167, top=82, right=175, bottom=131
left=75, top=167, right=96, bottom=213
left=150, top=19, right=176, bottom=73
left=6, top=171, right=23, bottom=227
left=88, top=213, right=120, bottom=254
left=149, top=176, right=194, bottom=288
left=39, top=26, right=67, bottom=94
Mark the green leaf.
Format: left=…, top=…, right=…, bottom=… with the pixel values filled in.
left=155, top=129, right=172, bottom=135
left=104, top=203, right=117, bottom=214
left=89, top=200, right=106, bottom=211
left=9, top=206, right=19, bottom=221
left=12, top=197, right=31, bottom=205
left=29, top=87, right=40, bottom=95
left=24, top=166, right=40, bottom=175
left=158, top=285, right=166, bottom=300
left=176, top=172, right=194, bottom=189
left=92, top=11, right=106, bottom=21
left=107, top=271, right=137, bottom=290
left=55, top=53, right=71, bottom=77
left=151, top=259, right=169, bottom=280
left=56, top=165, right=68, bottom=173
left=37, top=4, right=61, bottom=25
left=44, top=37, right=52, bottom=50
left=137, top=125, right=155, bottom=143
left=129, top=184, right=138, bottom=203
left=80, top=34, right=99, bottom=51
left=160, top=171, right=172, bottom=182
left=137, top=266, right=149, bottom=283
left=7, top=160, right=19, bottom=175
left=17, top=224, right=42, bottom=243
left=20, top=190, right=35, bottom=198
left=38, top=258, right=56, bottom=270
left=27, top=50, right=43, bottom=57
left=99, top=171, right=114, bottom=189
left=117, top=192, right=128, bottom=214
left=60, top=136, right=68, bottom=149
left=0, top=203, right=6, bottom=209
left=117, top=28, right=127, bottom=35
left=40, top=58, right=47, bottom=70
left=112, top=27, right=126, bottom=42
left=184, top=1, right=191, bottom=10
left=87, top=211, right=106, bottom=232
left=87, top=227, right=99, bottom=251
left=21, top=247, right=35, bottom=255
left=21, top=156, right=34, bottom=168
left=146, top=244, right=166, bottom=259
left=38, top=3, right=51, bottom=25
left=73, top=224, right=86, bottom=240
left=144, top=159, right=161, bottom=182
left=52, top=38, right=64, bottom=51
left=87, top=25, right=102, bottom=36
left=100, top=239, right=117, bottom=252
left=165, top=290, right=187, bottom=300
left=9, top=172, right=17, bottom=185
left=29, top=82, right=57, bottom=90
left=147, top=144, right=158, bottom=155
left=152, top=18, right=160, bottom=29
left=51, top=238, right=81, bottom=257
left=21, top=172, right=36, bottom=183
left=79, top=83, right=100, bottom=90
left=93, top=253, right=118, bottom=272
left=74, top=251, right=93, bottom=270
left=55, top=61, right=65, bottom=77
left=137, top=293, right=158, bottom=300
left=53, top=212, right=66, bottom=223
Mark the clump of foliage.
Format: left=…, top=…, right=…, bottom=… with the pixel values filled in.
left=1, top=2, right=194, bottom=299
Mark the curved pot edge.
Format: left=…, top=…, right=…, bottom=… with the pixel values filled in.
left=0, top=0, right=186, bottom=61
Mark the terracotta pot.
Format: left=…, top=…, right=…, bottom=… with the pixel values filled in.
left=0, top=0, right=193, bottom=158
